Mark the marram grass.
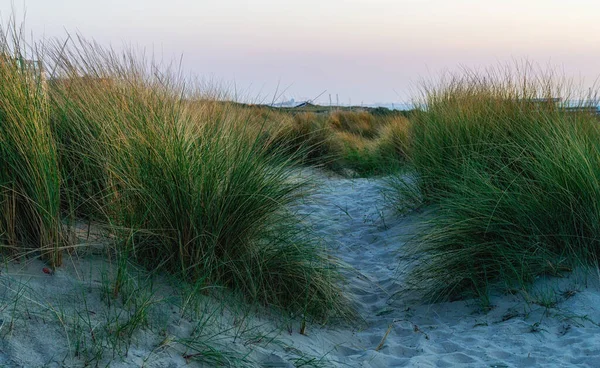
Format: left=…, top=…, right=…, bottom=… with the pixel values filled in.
left=46, top=38, right=350, bottom=320
left=0, top=19, right=352, bottom=322
left=396, top=66, right=600, bottom=304
left=0, top=21, right=63, bottom=266
left=258, top=108, right=411, bottom=176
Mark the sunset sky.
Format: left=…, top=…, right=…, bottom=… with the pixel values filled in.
left=3, top=0, right=600, bottom=105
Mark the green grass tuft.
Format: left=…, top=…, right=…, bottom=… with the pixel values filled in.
left=47, top=37, right=350, bottom=321
left=0, top=19, right=63, bottom=266
left=394, top=65, right=600, bottom=304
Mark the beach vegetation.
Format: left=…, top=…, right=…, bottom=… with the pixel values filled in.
left=395, top=65, right=600, bottom=304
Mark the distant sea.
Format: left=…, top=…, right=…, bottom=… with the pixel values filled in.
left=364, top=102, right=416, bottom=111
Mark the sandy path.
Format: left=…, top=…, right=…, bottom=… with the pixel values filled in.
left=290, top=174, right=600, bottom=367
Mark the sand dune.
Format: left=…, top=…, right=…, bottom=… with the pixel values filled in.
left=0, top=172, right=599, bottom=367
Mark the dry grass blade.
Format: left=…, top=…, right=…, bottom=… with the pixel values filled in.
left=375, top=323, right=394, bottom=351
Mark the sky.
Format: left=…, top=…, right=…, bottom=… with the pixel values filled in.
left=2, top=0, right=600, bottom=106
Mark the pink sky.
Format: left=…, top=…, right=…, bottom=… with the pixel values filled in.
left=3, top=0, right=600, bottom=105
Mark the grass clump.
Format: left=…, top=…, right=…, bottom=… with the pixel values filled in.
left=397, top=66, right=600, bottom=303
left=332, top=132, right=382, bottom=176
left=47, top=38, right=349, bottom=321
left=268, top=112, right=340, bottom=168
left=374, top=115, right=411, bottom=162
left=334, top=115, right=410, bottom=176
left=261, top=109, right=411, bottom=176
left=328, top=110, right=380, bottom=138
left=0, top=21, right=63, bottom=266
left=0, top=16, right=350, bottom=367
left=48, top=74, right=116, bottom=219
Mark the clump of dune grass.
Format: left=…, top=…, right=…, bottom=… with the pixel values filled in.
left=0, top=20, right=63, bottom=266
left=332, top=131, right=380, bottom=176
left=333, top=115, right=410, bottom=176
left=242, top=107, right=411, bottom=176
left=397, top=65, right=600, bottom=304
left=268, top=112, right=341, bottom=168
left=48, top=74, right=115, bottom=220
left=328, top=110, right=381, bottom=138
left=374, top=115, right=411, bottom=162
left=47, top=38, right=350, bottom=320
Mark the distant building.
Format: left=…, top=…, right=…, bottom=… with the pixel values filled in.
left=270, top=98, right=297, bottom=108
left=293, top=100, right=315, bottom=108
left=270, top=98, right=315, bottom=108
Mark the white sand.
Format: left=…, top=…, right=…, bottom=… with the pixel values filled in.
left=1, top=172, right=600, bottom=367
left=291, top=174, right=600, bottom=367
